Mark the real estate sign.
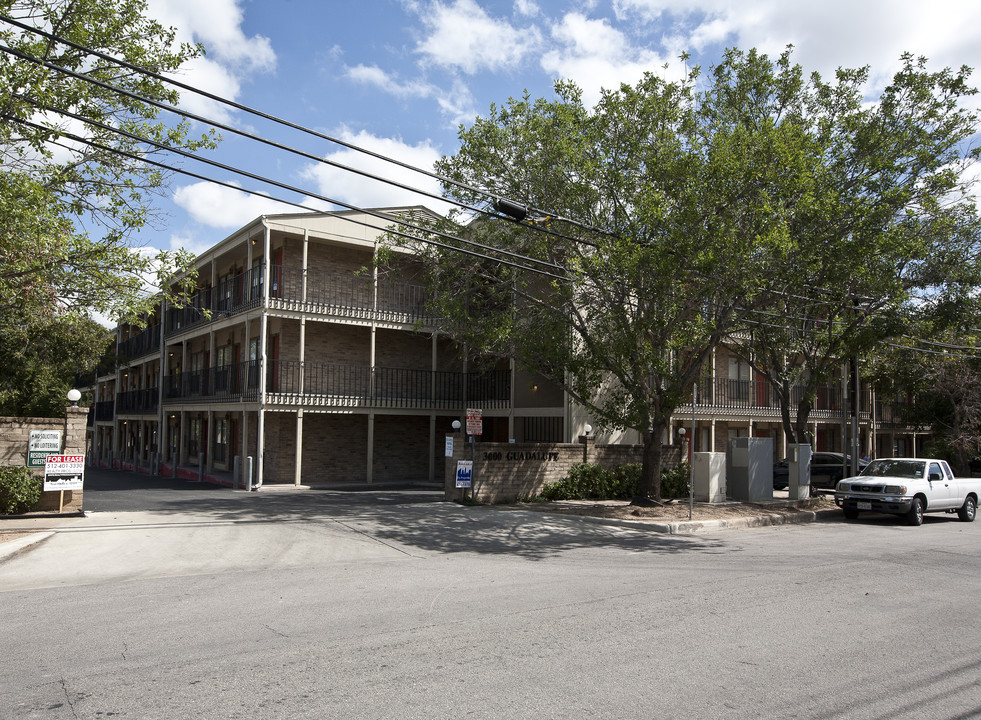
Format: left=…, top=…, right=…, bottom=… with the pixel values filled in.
left=28, top=429, right=62, bottom=467
left=455, top=460, right=473, bottom=488
left=43, top=455, right=85, bottom=491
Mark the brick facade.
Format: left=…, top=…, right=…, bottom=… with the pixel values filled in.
left=443, top=436, right=682, bottom=503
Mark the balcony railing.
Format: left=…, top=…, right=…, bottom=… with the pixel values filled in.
left=270, top=361, right=510, bottom=409
left=684, top=377, right=870, bottom=418
left=116, top=388, right=160, bottom=414
left=161, top=264, right=434, bottom=338
left=165, top=361, right=260, bottom=403
left=164, top=360, right=510, bottom=409
left=118, top=325, right=161, bottom=360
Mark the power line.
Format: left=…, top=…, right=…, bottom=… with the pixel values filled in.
left=12, top=112, right=570, bottom=282
left=0, top=13, right=608, bottom=245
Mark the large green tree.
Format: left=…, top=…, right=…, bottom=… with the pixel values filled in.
left=0, top=310, right=112, bottom=416
left=400, top=50, right=818, bottom=500
left=0, top=0, right=216, bottom=323
left=731, top=54, right=980, bottom=447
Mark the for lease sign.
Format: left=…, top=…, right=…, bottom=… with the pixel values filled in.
left=43, top=455, right=85, bottom=491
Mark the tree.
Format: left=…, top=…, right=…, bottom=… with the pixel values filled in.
left=731, top=54, right=980, bottom=447
left=0, top=0, right=217, bottom=324
left=0, top=309, right=112, bottom=416
left=397, top=50, right=819, bottom=501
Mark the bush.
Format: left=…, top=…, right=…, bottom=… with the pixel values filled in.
left=539, top=461, right=689, bottom=501
left=660, top=461, right=691, bottom=499
left=0, top=466, right=42, bottom=515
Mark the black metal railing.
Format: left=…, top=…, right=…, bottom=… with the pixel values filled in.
left=269, top=361, right=510, bottom=409
left=687, top=377, right=868, bottom=416
left=118, top=325, right=161, bottom=360
left=164, top=361, right=260, bottom=403
left=116, top=388, right=160, bottom=414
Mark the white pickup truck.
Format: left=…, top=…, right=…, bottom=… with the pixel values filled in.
left=834, top=458, right=981, bottom=526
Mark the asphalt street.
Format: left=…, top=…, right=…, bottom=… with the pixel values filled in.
left=2, top=469, right=981, bottom=719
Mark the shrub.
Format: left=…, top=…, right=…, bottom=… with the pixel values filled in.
left=539, top=461, right=688, bottom=501
left=660, top=461, right=691, bottom=499
left=0, top=466, right=42, bottom=515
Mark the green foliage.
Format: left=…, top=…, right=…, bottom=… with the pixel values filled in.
left=0, top=0, right=217, bottom=323
left=659, top=462, right=691, bottom=499
left=392, top=46, right=980, bottom=501
left=0, top=466, right=42, bottom=515
left=0, top=310, right=111, bottom=416
left=539, top=462, right=690, bottom=501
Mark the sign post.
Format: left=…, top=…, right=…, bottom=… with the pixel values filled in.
left=465, top=409, right=482, bottom=499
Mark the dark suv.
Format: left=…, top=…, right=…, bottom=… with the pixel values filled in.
left=773, top=452, right=868, bottom=490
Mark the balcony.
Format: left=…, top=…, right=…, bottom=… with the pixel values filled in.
left=118, top=325, right=161, bottom=361
left=116, top=388, right=160, bottom=415
left=162, top=265, right=434, bottom=339
left=682, top=377, right=870, bottom=419
left=164, top=360, right=511, bottom=410
left=269, top=265, right=433, bottom=324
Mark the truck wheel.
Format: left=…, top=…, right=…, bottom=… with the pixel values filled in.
left=842, top=508, right=859, bottom=520
left=906, top=497, right=924, bottom=526
left=957, top=496, right=977, bottom=522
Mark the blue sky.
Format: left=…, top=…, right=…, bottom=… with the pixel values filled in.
left=137, top=0, right=981, bottom=258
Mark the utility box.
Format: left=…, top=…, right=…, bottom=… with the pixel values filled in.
left=726, top=437, right=774, bottom=502
left=693, top=452, right=726, bottom=503
left=788, top=443, right=812, bottom=501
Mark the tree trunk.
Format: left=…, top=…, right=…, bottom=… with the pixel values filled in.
left=636, top=428, right=664, bottom=502
left=794, top=397, right=813, bottom=449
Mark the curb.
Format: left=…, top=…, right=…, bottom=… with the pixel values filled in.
left=531, top=507, right=842, bottom=534
left=0, top=531, right=55, bottom=564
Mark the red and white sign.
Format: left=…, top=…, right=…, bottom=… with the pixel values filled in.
left=466, top=408, right=483, bottom=436
left=43, top=455, right=85, bottom=491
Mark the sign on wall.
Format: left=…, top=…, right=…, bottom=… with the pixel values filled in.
left=28, top=429, right=62, bottom=468
left=455, top=460, right=473, bottom=488
left=43, top=455, right=85, bottom=491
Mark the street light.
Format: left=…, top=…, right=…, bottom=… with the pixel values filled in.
left=67, top=388, right=81, bottom=407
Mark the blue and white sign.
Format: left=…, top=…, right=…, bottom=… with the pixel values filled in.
left=455, top=460, right=473, bottom=488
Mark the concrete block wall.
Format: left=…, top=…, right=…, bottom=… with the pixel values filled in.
left=0, top=407, right=88, bottom=514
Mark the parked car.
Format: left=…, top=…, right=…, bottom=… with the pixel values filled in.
left=835, top=457, right=981, bottom=526
left=771, top=452, right=867, bottom=490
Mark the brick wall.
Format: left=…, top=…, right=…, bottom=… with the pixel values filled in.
left=443, top=437, right=682, bottom=503
left=0, top=407, right=88, bottom=513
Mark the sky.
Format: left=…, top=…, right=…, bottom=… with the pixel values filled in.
left=131, top=0, right=981, bottom=258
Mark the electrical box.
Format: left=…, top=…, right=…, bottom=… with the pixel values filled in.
left=788, top=443, right=812, bottom=500
left=693, top=452, right=726, bottom=504
left=726, top=437, right=774, bottom=502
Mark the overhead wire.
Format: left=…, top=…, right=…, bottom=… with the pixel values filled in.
left=2, top=15, right=978, bottom=355
left=9, top=112, right=571, bottom=283
left=0, top=13, right=607, bottom=245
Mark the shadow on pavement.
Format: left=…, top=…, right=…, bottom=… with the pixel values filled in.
left=84, top=468, right=730, bottom=561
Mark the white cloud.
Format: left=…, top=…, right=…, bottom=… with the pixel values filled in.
left=415, top=0, right=543, bottom=74
left=344, top=64, right=436, bottom=100
left=611, top=0, right=981, bottom=95
left=145, top=0, right=276, bottom=122
left=540, top=13, right=674, bottom=107
left=172, top=182, right=306, bottom=228
left=299, top=129, right=454, bottom=215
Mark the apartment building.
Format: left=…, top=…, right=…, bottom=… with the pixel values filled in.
left=88, top=207, right=568, bottom=487
left=87, top=206, right=923, bottom=486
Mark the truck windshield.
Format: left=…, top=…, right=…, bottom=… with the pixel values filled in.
left=861, top=460, right=925, bottom=478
